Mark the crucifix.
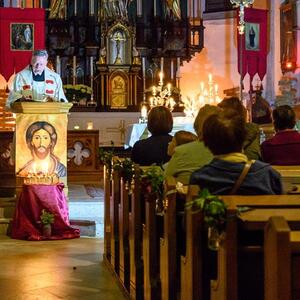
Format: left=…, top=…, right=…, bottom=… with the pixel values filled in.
left=113, top=31, right=126, bottom=65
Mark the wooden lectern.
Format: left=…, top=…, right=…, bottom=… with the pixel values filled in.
left=11, top=102, right=72, bottom=193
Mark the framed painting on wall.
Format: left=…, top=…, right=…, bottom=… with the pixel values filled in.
left=10, top=23, right=34, bottom=51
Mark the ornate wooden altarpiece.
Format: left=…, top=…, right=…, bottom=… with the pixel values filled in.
left=42, top=0, right=204, bottom=112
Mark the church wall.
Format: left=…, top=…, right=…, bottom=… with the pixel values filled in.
left=180, top=0, right=283, bottom=104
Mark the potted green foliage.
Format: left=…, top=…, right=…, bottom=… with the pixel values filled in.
left=141, top=166, right=165, bottom=213
left=40, top=209, right=55, bottom=237
left=186, top=189, right=249, bottom=250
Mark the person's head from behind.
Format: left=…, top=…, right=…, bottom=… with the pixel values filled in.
left=31, top=49, right=48, bottom=75
left=193, top=104, right=221, bottom=140
left=202, top=110, right=247, bottom=155
left=147, top=105, right=173, bottom=135
left=218, top=97, right=248, bottom=121
left=26, top=121, right=57, bottom=160
left=167, top=130, right=197, bottom=156
left=272, top=105, right=296, bottom=132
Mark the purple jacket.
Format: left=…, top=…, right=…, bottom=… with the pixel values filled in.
left=261, top=130, right=300, bottom=165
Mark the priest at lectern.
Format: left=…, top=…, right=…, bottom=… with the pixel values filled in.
left=6, top=49, right=67, bottom=110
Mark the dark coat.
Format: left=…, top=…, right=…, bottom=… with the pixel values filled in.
left=190, top=159, right=283, bottom=195
left=261, top=130, right=300, bottom=165
left=131, top=134, right=173, bottom=166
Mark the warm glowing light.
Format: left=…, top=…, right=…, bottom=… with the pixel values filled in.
left=42, top=161, right=48, bottom=175
left=181, top=73, right=221, bottom=118
left=141, top=105, right=148, bottom=119
left=87, top=121, right=93, bottom=130
left=159, top=72, right=163, bottom=83
left=286, top=62, right=293, bottom=69
left=74, top=125, right=80, bottom=130
left=148, top=72, right=177, bottom=111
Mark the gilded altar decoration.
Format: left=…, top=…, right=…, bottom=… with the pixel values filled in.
left=63, top=84, right=92, bottom=103
left=110, top=74, right=127, bottom=108
left=49, top=0, right=66, bottom=19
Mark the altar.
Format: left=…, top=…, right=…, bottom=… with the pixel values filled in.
left=11, top=184, right=80, bottom=241
left=124, top=116, right=196, bottom=148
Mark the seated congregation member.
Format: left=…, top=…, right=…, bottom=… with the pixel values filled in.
left=261, top=105, right=300, bottom=165
left=190, top=110, right=283, bottom=195
left=164, top=105, right=218, bottom=184
left=131, top=106, right=173, bottom=166
left=218, top=97, right=261, bottom=160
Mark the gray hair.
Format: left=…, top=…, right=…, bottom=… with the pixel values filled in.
left=32, top=49, right=48, bottom=59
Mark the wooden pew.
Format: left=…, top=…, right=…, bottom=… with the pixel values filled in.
left=142, top=166, right=162, bottom=300
left=110, top=167, right=121, bottom=275
left=181, top=185, right=210, bottom=300
left=272, top=165, right=300, bottom=194
left=213, top=195, right=300, bottom=300
left=103, top=165, right=111, bottom=263
left=129, top=166, right=143, bottom=299
left=264, top=216, right=300, bottom=300
left=180, top=188, right=300, bottom=300
left=160, top=176, right=178, bottom=300
left=119, top=176, right=130, bottom=290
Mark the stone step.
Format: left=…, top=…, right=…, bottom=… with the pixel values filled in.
left=0, top=197, right=16, bottom=207
left=70, top=219, right=96, bottom=237
left=0, top=197, right=16, bottom=219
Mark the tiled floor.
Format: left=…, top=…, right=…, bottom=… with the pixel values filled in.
left=0, top=235, right=126, bottom=299
left=68, top=184, right=104, bottom=238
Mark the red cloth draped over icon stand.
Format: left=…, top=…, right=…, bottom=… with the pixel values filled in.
left=237, top=7, right=268, bottom=90
left=11, top=183, right=80, bottom=241
left=0, top=8, right=45, bottom=82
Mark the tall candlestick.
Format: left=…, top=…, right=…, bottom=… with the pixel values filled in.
left=74, top=0, right=77, bottom=16
left=154, top=0, right=156, bottom=16
left=160, top=57, right=164, bottom=75
left=176, top=57, right=181, bottom=78
left=40, top=0, right=43, bottom=8
left=170, top=59, right=174, bottom=80
left=90, top=56, right=93, bottom=77
left=142, top=57, right=146, bottom=100
left=89, top=0, right=94, bottom=15
left=73, top=56, right=76, bottom=85
left=56, top=55, right=61, bottom=76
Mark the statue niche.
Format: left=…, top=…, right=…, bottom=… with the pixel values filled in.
left=109, top=72, right=128, bottom=109
left=108, top=26, right=131, bottom=65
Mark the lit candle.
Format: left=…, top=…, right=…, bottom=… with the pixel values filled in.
left=214, top=84, right=218, bottom=93
left=176, top=57, right=180, bottom=77
left=170, top=59, right=174, bottom=80
left=208, top=73, right=212, bottom=83
left=32, top=162, right=36, bottom=174
left=167, top=83, right=171, bottom=95
left=42, top=161, right=48, bottom=175
left=73, top=56, right=76, bottom=85
left=87, top=121, right=94, bottom=130
left=152, top=86, right=156, bottom=95
left=89, top=0, right=94, bottom=15
left=90, top=56, right=93, bottom=77
left=56, top=55, right=61, bottom=76
left=137, top=0, right=142, bottom=16
left=200, top=82, right=204, bottom=92
left=149, top=97, right=154, bottom=107
left=142, top=57, right=146, bottom=78
left=159, top=72, right=163, bottom=84
left=141, top=105, right=148, bottom=119
left=160, top=57, right=164, bottom=75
